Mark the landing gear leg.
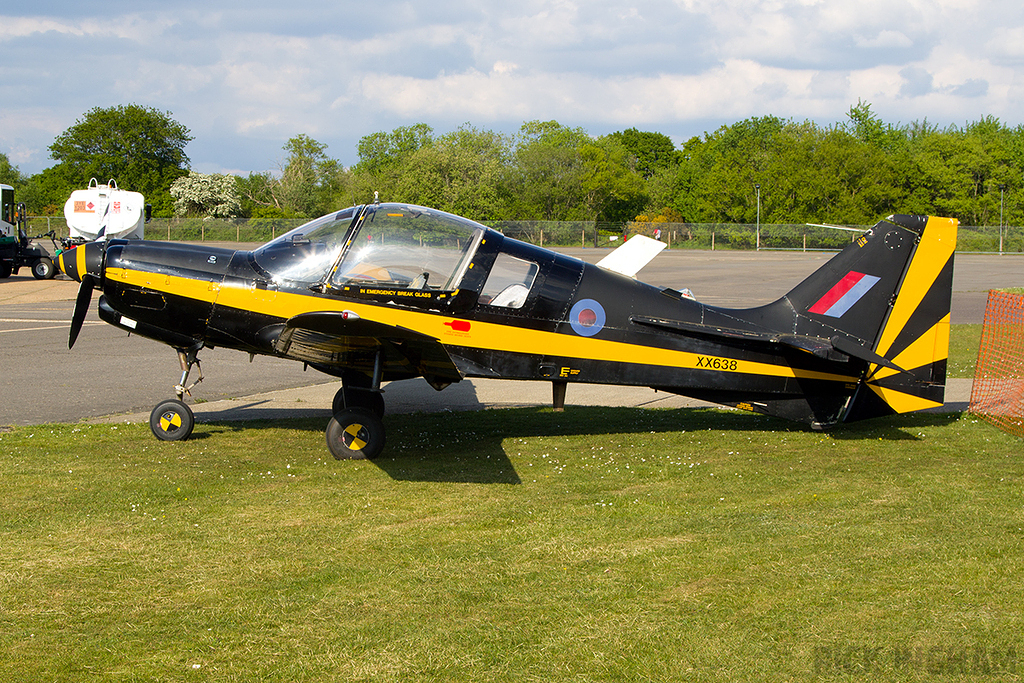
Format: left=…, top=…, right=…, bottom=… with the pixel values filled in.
left=332, top=370, right=385, bottom=418
left=552, top=380, right=567, bottom=412
left=173, top=346, right=204, bottom=400
left=149, top=345, right=203, bottom=442
left=327, top=350, right=387, bottom=459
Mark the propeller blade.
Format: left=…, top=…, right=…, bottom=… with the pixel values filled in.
left=69, top=274, right=95, bottom=349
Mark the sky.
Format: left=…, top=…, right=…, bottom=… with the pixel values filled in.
left=2, top=0, right=1023, bottom=177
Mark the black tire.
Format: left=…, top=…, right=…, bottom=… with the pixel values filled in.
left=332, top=385, right=385, bottom=418
left=0, top=262, right=11, bottom=279
left=326, top=408, right=385, bottom=460
left=32, top=257, right=56, bottom=280
left=150, top=399, right=195, bottom=441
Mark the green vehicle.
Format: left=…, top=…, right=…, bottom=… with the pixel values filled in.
left=1, top=184, right=56, bottom=279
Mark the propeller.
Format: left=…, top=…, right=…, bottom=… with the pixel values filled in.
left=69, top=274, right=96, bottom=349
left=58, top=240, right=107, bottom=350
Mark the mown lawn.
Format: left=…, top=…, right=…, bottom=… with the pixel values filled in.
left=2, top=406, right=1021, bottom=681
left=949, top=323, right=982, bottom=379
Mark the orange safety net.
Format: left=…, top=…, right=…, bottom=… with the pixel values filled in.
left=969, top=290, right=1024, bottom=437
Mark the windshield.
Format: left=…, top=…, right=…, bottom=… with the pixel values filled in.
left=329, top=204, right=485, bottom=291
left=251, top=206, right=362, bottom=284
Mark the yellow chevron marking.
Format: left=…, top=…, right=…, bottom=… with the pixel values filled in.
left=875, top=216, right=957, bottom=358
left=111, top=267, right=859, bottom=384
left=870, top=314, right=950, bottom=382
left=866, top=383, right=942, bottom=413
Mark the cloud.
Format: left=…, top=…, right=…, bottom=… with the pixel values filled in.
left=949, top=78, right=988, bottom=98
left=855, top=30, right=914, bottom=49
left=899, top=66, right=935, bottom=97
left=2, top=0, right=1024, bottom=176
left=986, top=25, right=1024, bottom=64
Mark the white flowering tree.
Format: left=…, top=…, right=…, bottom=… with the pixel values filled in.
left=170, top=172, right=242, bottom=218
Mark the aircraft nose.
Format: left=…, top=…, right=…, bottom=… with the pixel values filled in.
left=57, top=241, right=105, bottom=282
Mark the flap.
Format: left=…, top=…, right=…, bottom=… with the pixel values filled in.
left=275, top=311, right=463, bottom=383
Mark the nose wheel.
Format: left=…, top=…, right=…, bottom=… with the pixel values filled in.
left=148, top=345, right=203, bottom=442
left=150, top=399, right=195, bottom=441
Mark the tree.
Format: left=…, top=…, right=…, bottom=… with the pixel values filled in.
left=395, top=125, right=511, bottom=219
left=233, top=135, right=348, bottom=219
left=278, top=134, right=346, bottom=217
left=606, top=128, right=681, bottom=179
left=170, top=172, right=242, bottom=218
left=845, top=100, right=907, bottom=153
left=236, top=171, right=291, bottom=218
left=580, top=137, right=646, bottom=222
left=352, top=124, right=434, bottom=203
left=17, top=165, right=81, bottom=215
left=355, top=124, right=434, bottom=177
left=0, top=152, right=24, bottom=188
left=666, top=116, right=787, bottom=223
left=48, top=104, right=193, bottom=215
left=506, top=120, right=593, bottom=220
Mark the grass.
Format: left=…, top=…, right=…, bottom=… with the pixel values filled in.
left=949, top=323, right=982, bottom=378
left=2, top=406, right=1023, bottom=682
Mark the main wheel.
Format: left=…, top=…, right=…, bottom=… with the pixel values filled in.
left=326, top=408, right=385, bottom=460
left=150, top=399, right=195, bottom=441
left=32, top=257, right=56, bottom=280
left=332, top=385, right=385, bottom=418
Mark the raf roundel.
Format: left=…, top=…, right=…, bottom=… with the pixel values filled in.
left=569, top=299, right=606, bottom=337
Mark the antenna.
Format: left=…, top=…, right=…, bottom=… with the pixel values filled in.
left=806, top=222, right=864, bottom=233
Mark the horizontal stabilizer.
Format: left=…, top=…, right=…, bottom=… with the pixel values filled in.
left=631, top=315, right=906, bottom=373
left=596, top=235, right=666, bottom=278
left=632, top=315, right=833, bottom=358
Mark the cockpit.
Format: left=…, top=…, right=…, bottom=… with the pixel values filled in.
left=251, top=203, right=487, bottom=293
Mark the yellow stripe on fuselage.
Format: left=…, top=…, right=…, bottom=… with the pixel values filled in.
left=109, top=267, right=858, bottom=384
left=109, top=268, right=223, bottom=303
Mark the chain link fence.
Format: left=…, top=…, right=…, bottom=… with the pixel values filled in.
left=23, top=215, right=1024, bottom=253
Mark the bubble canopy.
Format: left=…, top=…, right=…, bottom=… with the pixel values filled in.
left=251, top=203, right=487, bottom=290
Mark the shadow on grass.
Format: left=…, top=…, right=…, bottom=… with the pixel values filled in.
left=195, top=406, right=966, bottom=484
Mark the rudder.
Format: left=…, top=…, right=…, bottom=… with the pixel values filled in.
left=843, top=215, right=957, bottom=421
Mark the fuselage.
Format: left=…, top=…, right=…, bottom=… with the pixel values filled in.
left=86, top=239, right=860, bottom=427
left=60, top=204, right=955, bottom=430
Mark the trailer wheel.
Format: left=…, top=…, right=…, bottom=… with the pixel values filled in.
left=32, top=257, right=56, bottom=280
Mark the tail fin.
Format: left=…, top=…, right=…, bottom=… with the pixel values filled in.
left=847, top=215, right=957, bottom=420
left=782, top=214, right=957, bottom=421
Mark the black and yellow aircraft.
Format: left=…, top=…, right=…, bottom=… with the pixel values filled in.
left=58, top=202, right=956, bottom=459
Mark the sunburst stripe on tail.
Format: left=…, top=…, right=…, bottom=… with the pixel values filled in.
left=846, top=216, right=957, bottom=421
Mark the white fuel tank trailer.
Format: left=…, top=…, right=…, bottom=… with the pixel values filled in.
left=64, top=179, right=149, bottom=242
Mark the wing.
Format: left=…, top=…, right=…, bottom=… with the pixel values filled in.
left=274, top=311, right=463, bottom=386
